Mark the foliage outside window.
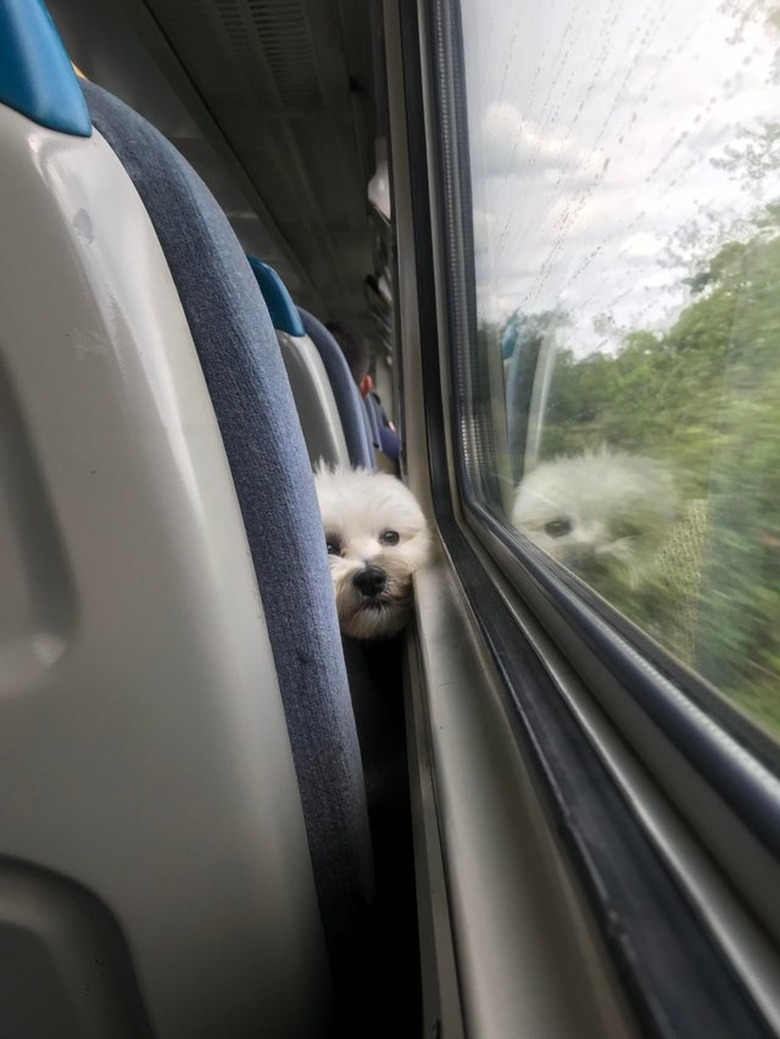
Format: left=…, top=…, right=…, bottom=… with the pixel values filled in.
left=460, top=0, right=780, bottom=741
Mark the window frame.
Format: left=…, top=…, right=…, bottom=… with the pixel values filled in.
left=395, top=0, right=780, bottom=1030
left=424, top=0, right=780, bottom=777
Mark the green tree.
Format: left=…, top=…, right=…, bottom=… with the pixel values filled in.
left=501, top=205, right=780, bottom=734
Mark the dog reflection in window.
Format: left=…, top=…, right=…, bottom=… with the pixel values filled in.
left=511, top=446, right=677, bottom=598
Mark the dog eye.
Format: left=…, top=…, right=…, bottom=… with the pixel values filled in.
left=544, top=518, right=573, bottom=538
left=379, top=529, right=400, bottom=546
left=326, top=537, right=342, bottom=555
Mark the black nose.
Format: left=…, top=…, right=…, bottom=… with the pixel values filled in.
left=352, top=566, right=387, bottom=597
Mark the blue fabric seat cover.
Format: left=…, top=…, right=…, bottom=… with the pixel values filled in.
left=298, top=309, right=375, bottom=470
left=366, top=394, right=401, bottom=462
left=81, top=81, right=373, bottom=952
left=363, top=391, right=382, bottom=450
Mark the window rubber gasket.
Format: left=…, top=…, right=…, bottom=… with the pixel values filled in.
left=462, top=497, right=780, bottom=858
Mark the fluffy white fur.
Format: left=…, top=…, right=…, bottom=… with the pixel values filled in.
left=511, top=446, right=676, bottom=589
left=314, top=466, right=432, bottom=640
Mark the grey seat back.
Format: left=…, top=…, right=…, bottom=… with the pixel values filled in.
left=81, top=78, right=374, bottom=954
left=299, top=309, right=376, bottom=469
left=0, top=4, right=372, bottom=1035
left=249, top=258, right=351, bottom=468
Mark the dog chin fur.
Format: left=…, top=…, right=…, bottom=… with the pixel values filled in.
left=511, top=446, right=676, bottom=589
left=314, top=465, right=432, bottom=640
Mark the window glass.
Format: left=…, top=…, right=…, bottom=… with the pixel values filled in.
left=459, top=0, right=780, bottom=741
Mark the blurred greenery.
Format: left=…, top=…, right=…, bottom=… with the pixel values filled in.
left=499, top=201, right=780, bottom=737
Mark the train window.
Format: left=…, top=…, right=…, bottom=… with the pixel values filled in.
left=457, top=0, right=780, bottom=747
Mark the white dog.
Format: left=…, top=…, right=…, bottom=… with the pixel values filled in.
left=511, top=446, right=676, bottom=591
left=314, top=466, right=432, bottom=639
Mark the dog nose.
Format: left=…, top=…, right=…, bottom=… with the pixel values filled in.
left=352, top=566, right=387, bottom=597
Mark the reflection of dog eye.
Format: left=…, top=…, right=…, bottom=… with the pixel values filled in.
left=326, top=538, right=341, bottom=555
left=379, top=529, right=400, bottom=546
left=544, top=518, right=572, bottom=538
left=611, top=521, right=641, bottom=540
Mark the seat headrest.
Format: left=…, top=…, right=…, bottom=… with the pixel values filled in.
left=248, top=256, right=305, bottom=336
left=0, top=0, right=90, bottom=135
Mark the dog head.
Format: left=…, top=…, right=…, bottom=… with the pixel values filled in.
left=511, top=446, right=676, bottom=591
left=314, top=465, right=432, bottom=639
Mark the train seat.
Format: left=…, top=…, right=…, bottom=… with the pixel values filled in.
left=248, top=257, right=351, bottom=469
left=298, top=309, right=376, bottom=471
left=0, top=3, right=373, bottom=1035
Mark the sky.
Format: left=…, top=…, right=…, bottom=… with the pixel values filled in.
left=459, top=0, right=780, bottom=354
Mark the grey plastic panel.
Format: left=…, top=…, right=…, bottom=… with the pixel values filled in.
left=410, top=564, right=634, bottom=1038
left=0, top=860, right=153, bottom=1038
left=278, top=330, right=351, bottom=468
left=0, top=105, right=329, bottom=1038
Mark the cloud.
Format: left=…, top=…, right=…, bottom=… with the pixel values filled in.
left=472, top=207, right=496, bottom=253
left=621, top=231, right=669, bottom=259
left=476, top=101, right=582, bottom=176
left=462, top=0, right=780, bottom=347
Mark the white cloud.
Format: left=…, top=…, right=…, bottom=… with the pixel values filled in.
left=471, top=207, right=496, bottom=253
left=477, top=101, right=583, bottom=176
left=461, top=0, right=780, bottom=349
